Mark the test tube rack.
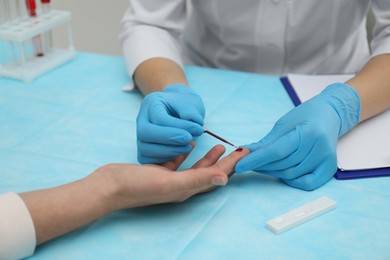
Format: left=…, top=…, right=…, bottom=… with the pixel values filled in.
left=0, top=9, right=75, bottom=82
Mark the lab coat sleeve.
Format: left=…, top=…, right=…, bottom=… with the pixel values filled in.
left=119, top=1, right=187, bottom=78
left=0, top=192, right=36, bottom=260
left=370, top=0, right=390, bottom=57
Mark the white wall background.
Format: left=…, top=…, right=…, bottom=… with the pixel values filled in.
left=52, top=1, right=375, bottom=56
left=52, top=0, right=130, bottom=56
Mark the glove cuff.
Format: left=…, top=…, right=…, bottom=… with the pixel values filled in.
left=321, top=82, right=361, bottom=137
left=163, top=84, right=195, bottom=95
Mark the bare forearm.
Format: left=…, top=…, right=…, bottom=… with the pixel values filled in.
left=133, top=58, right=188, bottom=95
left=19, top=172, right=116, bottom=245
left=346, top=54, right=390, bottom=122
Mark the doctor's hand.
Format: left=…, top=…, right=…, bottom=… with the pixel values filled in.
left=137, top=84, right=205, bottom=164
left=235, top=83, right=360, bottom=190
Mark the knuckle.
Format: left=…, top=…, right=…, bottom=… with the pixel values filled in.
left=189, top=173, right=206, bottom=191
left=97, top=163, right=117, bottom=172
left=316, top=140, right=336, bottom=158
left=272, top=147, right=286, bottom=159
left=145, top=92, right=161, bottom=101
left=300, top=175, right=318, bottom=191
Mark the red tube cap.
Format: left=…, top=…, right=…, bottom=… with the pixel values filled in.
left=25, top=0, right=37, bottom=17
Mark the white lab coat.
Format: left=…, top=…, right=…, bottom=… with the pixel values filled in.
left=120, top=0, right=390, bottom=77
left=0, top=192, right=35, bottom=260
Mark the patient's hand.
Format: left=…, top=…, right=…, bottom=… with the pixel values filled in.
left=95, top=144, right=249, bottom=210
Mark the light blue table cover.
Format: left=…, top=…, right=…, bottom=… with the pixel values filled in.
left=0, top=52, right=389, bottom=259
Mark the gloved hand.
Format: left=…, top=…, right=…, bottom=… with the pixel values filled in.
left=137, top=84, right=205, bottom=164
left=235, top=83, right=360, bottom=190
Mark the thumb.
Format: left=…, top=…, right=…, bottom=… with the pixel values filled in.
left=189, top=147, right=250, bottom=188
left=175, top=168, right=228, bottom=198
left=215, top=147, right=250, bottom=177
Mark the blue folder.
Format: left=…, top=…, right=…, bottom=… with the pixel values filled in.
left=280, top=77, right=390, bottom=180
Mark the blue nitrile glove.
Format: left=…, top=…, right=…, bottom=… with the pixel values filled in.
left=136, top=84, right=205, bottom=164
left=235, top=82, right=360, bottom=190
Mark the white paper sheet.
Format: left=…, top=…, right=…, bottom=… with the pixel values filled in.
left=287, top=74, right=390, bottom=171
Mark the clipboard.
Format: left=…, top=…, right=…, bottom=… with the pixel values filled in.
left=280, top=76, right=390, bottom=180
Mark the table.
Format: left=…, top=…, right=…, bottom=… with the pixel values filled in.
left=1, top=52, right=389, bottom=259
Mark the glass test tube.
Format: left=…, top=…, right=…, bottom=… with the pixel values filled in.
left=0, top=0, right=18, bottom=66
left=41, top=0, right=52, bottom=53
left=25, top=0, right=44, bottom=57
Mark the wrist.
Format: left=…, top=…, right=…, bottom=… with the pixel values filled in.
left=89, top=164, right=147, bottom=212
left=19, top=170, right=121, bottom=245
left=321, top=82, right=361, bottom=136
left=87, top=167, right=124, bottom=213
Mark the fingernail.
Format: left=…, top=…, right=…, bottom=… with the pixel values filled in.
left=235, top=148, right=243, bottom=152
left=211, top=176, right=227, bottom=186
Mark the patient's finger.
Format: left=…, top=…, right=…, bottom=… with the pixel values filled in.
left=162, top=142, right=196, bottom=171
left=215, top=148, right=250, bottom=177
left=192, top=145, right=226, bottom=169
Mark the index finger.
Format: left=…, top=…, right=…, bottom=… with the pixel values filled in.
left=215, top=148, right=250, bottom=176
